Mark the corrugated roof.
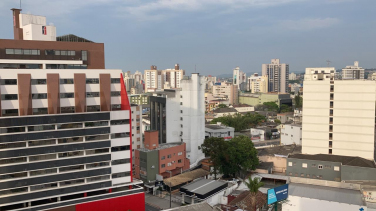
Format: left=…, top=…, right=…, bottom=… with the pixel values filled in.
left=163, top=169, right=210, bottom=187
left=229, top=190, right=266, bottom=211
left=257, top=144, right=302, bottom=157
left=289, top=183, right=364, bottom=206
left=289, top=154, right=376, bottom=168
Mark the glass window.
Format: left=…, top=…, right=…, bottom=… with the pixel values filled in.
left=86, top=148, right=109, bottom=155
left=60, top=79, right=74, bottom=84
left=14, top=49, right=22, bottom=54
left=58, top=151, right=84, bottom=158
left=0, top=126, right=25, bottom=134
left=161, top=164, right=165, bottom=168
left=111, top=159, right=130, bottom=165
left=32, top=93, right=47, bottom=99
left=1, top=94, right=18, bottom=100
left=111, top=145, right=130, bottom=152
left=86, top=175, right=110, bottom=183
left=0, top=142, right=26, bottom=150
left=85, top=121, right=108, bottom=127
left=86, top=79, right=99, bottom=84
left=0, top=157, right=26, bottom=165
left=60, top=179, right=84, bottom=187
left=32, top=50, right=40, bottom=55
left=111, top=91, right=121, bottom=97
left=28, top=125, right=55, bottom=132
left=2, top=109, right=19, bottom=117
left=112, top=172, right=130, bottom=178
left=30, top=182, right=57, bottom=191
left=110, top=119, right=129, bottom=125
left=82, top=51, right=88, bottom=61
left=60, top=93, right=74, bottom=98
left=86, top=92, right=100, bottom=97
left=0, top=187, right=28, bottom=196
left=31, top=79, right=47, bottom=85
left=55, top=50, right=60, bottom=56
left=30, top=168, right=57, bottom=176
left=86, top=161, right=109, bottom=169
left=69, top=51, right=76, bottom=56
left=111, top=133, right=130, bottom=139
left=111, top=78, right=120, bottom=83
left=59, top=165, right=84, bottom=172
left=33, top=108, right=48, bottom=115
left=0, top=172, right=27, bottom=181
left=111, top=104, right=121, bottom=111
left=29, top=154, right=56, bottom=162
left=87, top=105, right=100, bottom=112
left=23, top=49, right=31, bottom=55
left=60, top=50, right=67, bottom=56
left=58, top=137, right=83, bottom=144
left=45, top=50, right=54, bottom=55
left=5, top=49, right=14, bottom=54
left=57, top=123, right=83, bottom=129
left=28, top=139, right=56, bottom=147
left=61, top=107, right=75, bottom=113
left=0, top=79, right=17, bottom=85
left=86, top=134, right=109, bottom=141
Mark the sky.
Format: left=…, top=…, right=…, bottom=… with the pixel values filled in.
left=0, top=0, right=375, bottom=75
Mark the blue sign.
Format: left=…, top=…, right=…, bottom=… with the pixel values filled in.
left=267, top=184, right=289, bottom=205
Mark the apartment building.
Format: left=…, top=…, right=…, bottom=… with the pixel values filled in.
left=302, top=67, right=376, bottom=161
left=289, top=73, right=296, bottom=80
left=0, top=69, right=144, bottom=211
left=281, top=123, right=302, bottom=145
left=247, top=73, right=268, bottom=93
left=144, top=64, right=185, bottom=92
left=233, top=67, right=247, bottom=91
left=131, top=104, right=143, bottom=166
left=149, top=74, right=205, bottom=166
left=342, top=61, right=365, bottom=80
left=212, top=82, right=238, bottom=105
left=262, top=59, right=289, bottom=93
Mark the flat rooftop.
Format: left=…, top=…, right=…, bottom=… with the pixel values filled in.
left=137, top=142, right=182, bottom=152
left=205, top=124, right=234, bottom=130
left=257, top=144, right=302, bottom=157
left=289, top=154, right=376, bottom=168
left=289, top=183, right=364, bottom=206
left=180, top=179, right=228, bottom=200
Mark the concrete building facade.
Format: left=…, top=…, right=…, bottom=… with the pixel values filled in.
left=289, top=72, right=297, bottom=80
left=262, top=59, right=289, bottom=93
left=281, top=123, right=302, bottom=145
left=247, top=73, right=268, bottom=94
left=342, top=61, right=365, bottom=80
left=205, top=124, right=235, bottom=140
left=212, top=82, right=238, bottom=105
left=239, top=92, right=292, bottom=107
left=144, top=64, right=185, bottom=92
left=233, top=67, right=246, bottom=90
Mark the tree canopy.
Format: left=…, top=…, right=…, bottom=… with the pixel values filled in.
left=218, top=104, right=228, bottom=108
left=210, top=113, right=266, bottom=132
left=294, top=93, right=303, bottom=109
left=262, top=102, right=279, bottom=112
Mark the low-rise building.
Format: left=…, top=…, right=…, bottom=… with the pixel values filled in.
left=277, top=112, right=294, bottom=123
left=239, top=92, right=292, bottom=107
left=212, top=107, right=238, bottom=118
left=134, top=131, right=190, bottom=183
left=232, top=104, right=255, bottom=113
left=205, top=123, right=235, bottom=139
left=281, top=123, right=302, bottom=145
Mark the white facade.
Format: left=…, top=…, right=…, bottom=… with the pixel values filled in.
left=205, top=75, right=217, bottom=90
left=289, top=72, right=297, bottom=80
left=19, top=13, right=56, bottom=41
left=302, top=67, right=376, bottom=160
left=205, top=124, right=235, bottom=139
left=281, top=124, right=302, bottom=145
left=144, top=65, right=185, bottom=92
left=233, top=67, right=246, bottom=89
left=247, top=73, right=268, bottom=93
left=342, top=61, right=365, bottom=80
left=262, top=59, right=289, bottom=93
left=131, top=104, right=143, bottom=151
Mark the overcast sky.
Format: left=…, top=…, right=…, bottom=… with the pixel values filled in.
left=0, top=0, right=375, bottom=75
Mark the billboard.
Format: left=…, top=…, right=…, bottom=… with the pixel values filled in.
left=267, top=184, right=289, bottom=205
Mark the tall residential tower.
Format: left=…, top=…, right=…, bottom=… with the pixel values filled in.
left=262, top=59, right=289, bottom=93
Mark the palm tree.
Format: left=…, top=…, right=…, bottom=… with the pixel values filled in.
left=245, top=177, right=264, bottom=211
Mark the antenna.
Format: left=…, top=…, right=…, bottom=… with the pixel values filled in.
left=326, top=60, right=331, bottom=67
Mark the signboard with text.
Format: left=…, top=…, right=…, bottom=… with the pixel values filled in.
left=267, top=184, right=289, bottom=205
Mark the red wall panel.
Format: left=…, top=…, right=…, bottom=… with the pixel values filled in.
left=75, top=193, right=145, bottom=211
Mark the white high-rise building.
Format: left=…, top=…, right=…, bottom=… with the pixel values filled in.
left=262, top=59, right=289, bottom=93
left=289, top=72, right=297, bottom=80
left=150, top=73, right=205, bottom=166
left=233, top=67, right=247, bottom=91
left=205, top=75, right=217, bottom=90
left=342, top=61, right=365, bottom=80
left=247, top=73, right=268, bottom=93
left=144, top=64, right=185, bottom=92
left=302, top=67, right=376, bottom=161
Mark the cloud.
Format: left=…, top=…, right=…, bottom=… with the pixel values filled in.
left=279, top=18, right=340, bottom=31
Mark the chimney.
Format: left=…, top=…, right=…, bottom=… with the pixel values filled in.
left=144, top=131, right=159, bottom=150
left=175, top=64, right=179, bottom=70
left=11, top=8, right=23, bottom=40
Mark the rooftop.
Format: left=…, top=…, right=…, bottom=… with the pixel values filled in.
left=289, top=154, right=376, bottom=168
left=205, top=124, right=234, bottom=130
left=257, top=144, right=302, bottom=157
left=164, top=169, right=210, bottom=187
left=256, top=162, right=274, bottom=170
left=213, top=108, right=238, bottom=113
left=137, top=142, right=182, bottom=152
left=289, top=183, right=364, bottom=206
left=180, top=179, right=228, bottom=200
left=228, top=190, right=266, bottom=211
left=56, top=34, right=94, bottom=43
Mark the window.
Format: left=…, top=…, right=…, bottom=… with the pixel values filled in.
left=300, top=173, right=304, bottom=177
left=29, top=154, right=56, bottom=162
left=329, top=133, right=333, bottom=140
left=330, top=109, right=333, bottom=116
left=161, top=164, right=165, bottom=168
left=87, top=105, right=100, bottom=112
left=0, top=79, right=17, bottom=85
left=302, top=163, right=307, bottom=168
left=30, top=182, right=57, bottom=191
left=60, top=79, right=74, bottom=84
left=111, top=146, right=130, bottom=152
left=82, top=51, right=88, bottom=61
left=329, top=141, right=332, bottom=148
left=1, top=94, right=18, bottom=100
left=85, top=121, right=108, bottom=127
left=0, top=142, right=26, bottom=150
left=318, top=175, right=323, bottom=179
left=60, top=93, right=74, bottom=98
left=330, top=93, right=334, bottom=100
left=324, top=165, right=331, bottom=169
left=0, top=126, right=25, bottom=134
left=167, top=155, right=171, bottom=158
left=112, top=172, right=131, bottom=178
left=178, top=152, right=183, bottom=156
left=30, top=168, right=57, bottom=176
left=111, top=78, right=120, bottom=83
left=329, top=117, right=333, bottom=124
left=86, top=79, right=99, bottom=84
left=288, top=162, right=292, bottom=166
left=312, top=164, right=316, bottom=167
left=58, top=151, right=84, bottom=158
left=28, top=125, right=55, bottom=132
left=112, top=159, right=130, bottom=165
left=60, top=179, right=85, bottom=187
left=61, top=107, right=75, bottom=113
left=87, top=175, right=110, bottom=183
left=329, top=149, right=332, bottom=154
left=14, top=49, right=22, bottom=54
left=61, top=50, right=67, bottom=56
left=161, top=156, right=165, bottom=160
left=111, top=133, right=130, bottom=139
left=86, top=134, right=109, bottom=141
left=329, top=125, right=333, bottom=132
left=31, top=79, right=47, bottom=85
left=178, top=159, right=182, bottom=163
left=0, top=187, right=28, bottom=196
left=1, top=109, right=18, bottom=117
left=86, top=92, right=100, bottom=97
left=334, top=166, right=340, bottom=171
left=5, top=49, right=14, bottom=54
left=58, top=137, right=83, bottom=144
left=57, top=123, right=82, bottom=129
left=29, top=139, right=56, bottom=147
left=307, top=174, right=310, bottom=178
left=111, top=104, right=121, bottom=111
left=0, top=172, right=27, bottom=181
left=86, top=148, right=109, bottom=155
left=111, top=91, right=121, bottom=97
left=110, top=119, right=129, bottom=125
left=60, top=165, right=85, bottom=172
left=318, top=165, right=323, bottom=169
left=330, top=101, right=333, bottom=108
left=86, top=162, right=109, bottom=169
left=33, top=108, right=48, bottom=115
left=330, top=85, right=334, bottom=92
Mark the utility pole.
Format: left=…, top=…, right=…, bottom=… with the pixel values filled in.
left=166, top=170, right=172, bottom=208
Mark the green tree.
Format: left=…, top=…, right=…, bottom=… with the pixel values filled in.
left=211, top=113, right=266, bottom=132
left=218, top=104, right=228, bottom=108
left=263, top=102, right=279, bottom=112
left=200, top=137, right=226, bottom=179
left=279, top=104, right=291, bottom=113
left=274, top=119, right=281, bottom=124
left=294, top=93, right=303, bottom=109
left=244, top=177, right=264, bottom=211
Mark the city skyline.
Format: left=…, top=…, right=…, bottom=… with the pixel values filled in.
left=0, top=0, right=375, bottom=75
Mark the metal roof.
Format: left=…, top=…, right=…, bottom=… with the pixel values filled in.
left=180, top=179, right=228, bottom=200
left=56, top=34, right=94, bottom=43
left=164, top=169, right=210, bottom=187
left=289, top=183, right=364, bottom=206
left=289, top=154, right=376, bottom=168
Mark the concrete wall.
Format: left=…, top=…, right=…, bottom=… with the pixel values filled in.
left=341, top=165, right=376, bottom=181
left=286, top=158, right=342, bottom=181
left=141, top=150, right=159, bottom=183
left=259, top=156, right=287, bottom=173
left=281, top=124, right=302, bottom=145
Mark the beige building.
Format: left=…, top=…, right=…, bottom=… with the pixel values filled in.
left=247, top=73, right=268, bottom=93
left=302, top=67, right=375, bottom=161
left=131, top=104, right=143, bottom=165
left=262, top=59, right=289, bottom=93
left=212, top=82, right=238, bottom=105
left=144, top=64, right=185, bottom=92
left=342, top=61, right=364, bottom=80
